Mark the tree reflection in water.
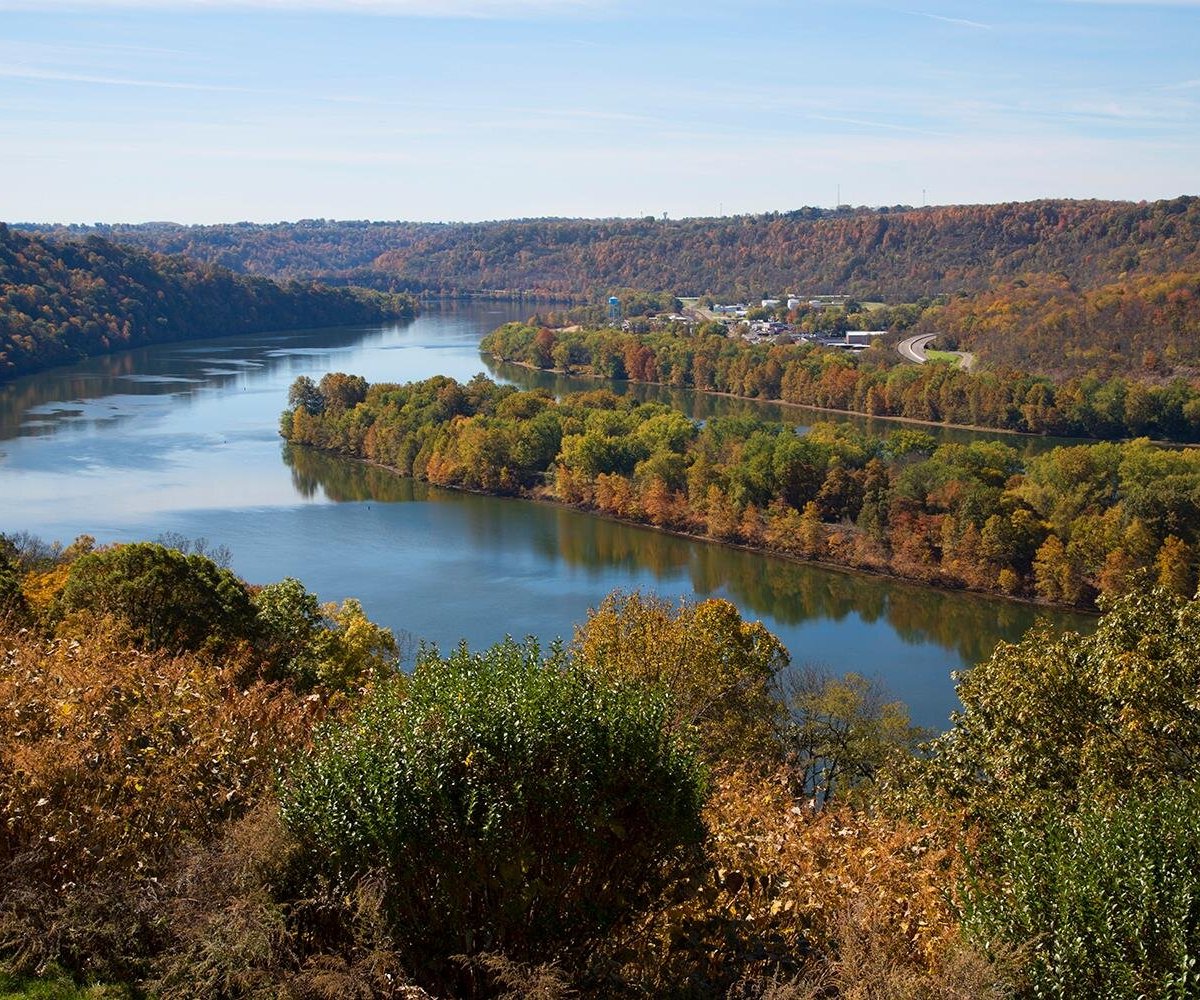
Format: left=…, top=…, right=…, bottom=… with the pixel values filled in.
left=284, top=444, right=1093, bottom=669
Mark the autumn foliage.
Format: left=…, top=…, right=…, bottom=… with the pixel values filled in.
left=28, top=196, right=1200, bottom=302
left=0, top=226, right=416, bottom=381
left=283, top=373, right=1200, bottom=609
left=5, top=531, right=1200, bottom=998
left=485, top=318, right=1200, bottom=440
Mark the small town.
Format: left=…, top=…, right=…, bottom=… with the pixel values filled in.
left=618, top=291, right=889, bottom=350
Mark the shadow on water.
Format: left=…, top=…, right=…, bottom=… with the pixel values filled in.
left=285, top=444, right=1095, bottom=670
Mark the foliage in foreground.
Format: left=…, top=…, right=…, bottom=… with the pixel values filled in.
left=930, top=586, right=1200, bottom=811
left=0, top=969, right=128, bottom=1000
left=963, top=784, right=1200, bottom=1000
left=6, top=529, right=1200, bottom=998
left=280, top=637, right=707, bottom=988
left=572, top=591, right=789, bottom=761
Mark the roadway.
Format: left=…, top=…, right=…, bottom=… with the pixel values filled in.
left=897, top=333, right=975, bottom=371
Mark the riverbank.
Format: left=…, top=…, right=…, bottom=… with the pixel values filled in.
left=295, top=442, right=1099, bottom=617
left=488, top=355, right=1049, bottom=441
left=490, top=354, right=1200, bottom=451
left=0, top=225, right=420, bottom=383
left=481, top=315, right=1200, bottom=447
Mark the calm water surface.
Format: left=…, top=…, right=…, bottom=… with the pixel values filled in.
left=0, top=303, right=1092, bottom=729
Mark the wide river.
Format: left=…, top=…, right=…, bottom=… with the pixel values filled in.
left=0, top=303, right=1092, bottom=729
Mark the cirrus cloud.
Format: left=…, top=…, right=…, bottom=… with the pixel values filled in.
left=0, top=0, right=610, bottom=15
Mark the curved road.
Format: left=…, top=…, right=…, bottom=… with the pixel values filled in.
left=897, top=333, right=975, bottom=371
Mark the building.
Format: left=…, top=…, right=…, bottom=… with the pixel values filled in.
left=845, top=330, right=887, bottom=346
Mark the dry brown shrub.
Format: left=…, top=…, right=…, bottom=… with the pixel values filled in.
left=0, top=620, right=323, bottom=978
left=152, top=805, right=434, bottom=1000
left=609, top=766, right=1009, bottom=998
left=149, top=804, right=299, bottom=999
left=458, top=953, right=575, bottom=1000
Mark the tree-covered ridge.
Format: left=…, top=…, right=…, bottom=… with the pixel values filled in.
left=22, top=196, right=1200, bottom=300
left=917, top=270, right=1200, bottom=375
left=0, top=225, right=417, bottom=381
left=484, top=321, right=1200, bottom=441
left=6, top=531, right=1200, bottom=998
left=281, top=373, right=1200, bottom=609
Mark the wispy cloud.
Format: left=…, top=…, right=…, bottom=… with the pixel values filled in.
left=906, top=10, right=992, bottom=28
left=810, top=113, right=952, bottom=137
left=0, top=64, right=252, bottom=92
left=0, top=0, right=610, bottom=14
left=1058, top=0, right=1200, bottom=5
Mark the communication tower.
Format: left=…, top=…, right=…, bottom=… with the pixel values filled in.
left=608, top=296, right=621, bottom=326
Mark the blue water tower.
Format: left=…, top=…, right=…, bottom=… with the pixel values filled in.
left=608, top=296, right=621, bottom=325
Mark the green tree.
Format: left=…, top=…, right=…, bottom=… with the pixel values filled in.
left=785, top=668, right=925, bottom=807
left=280, top=637, right=705, bottom=987
left=932, top=585, right=1200, bottom=811
left=287, top=375, right=325, bottom=416
left=58, top=542, right=256, bottom=655
left=962, top=783, right=1200, bottom=1000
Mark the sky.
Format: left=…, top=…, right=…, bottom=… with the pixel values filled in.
left=1, top=0, right=1197, bottom=223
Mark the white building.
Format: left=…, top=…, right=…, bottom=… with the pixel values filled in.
left=845, top=330, right=888, bottom=346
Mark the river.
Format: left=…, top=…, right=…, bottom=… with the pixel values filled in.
left=0, top=302, right=1093, bottom=729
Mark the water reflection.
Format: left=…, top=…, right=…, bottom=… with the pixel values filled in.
left=484, top=359, right=1080, bottom=457
left=2, top=304, right=1097, bottom=732
left=0, top=324, right=397, bottom=444
left=285, top=444, right=1094, bottom=670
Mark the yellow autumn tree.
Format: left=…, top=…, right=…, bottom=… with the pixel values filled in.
left=573, top=592, right=789, bottom=762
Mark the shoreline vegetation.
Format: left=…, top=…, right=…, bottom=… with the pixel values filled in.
left=491, top=352, right=1049, bottom=440
left=481, top=321, right=1200, bottom=445
left=4, top=531, right=1200, bottom=999
left=280, top=372, right=1200, bottom=612
left=0, top=226, right=418, bottom=382
left=289, top=442, right=1098, bottom=618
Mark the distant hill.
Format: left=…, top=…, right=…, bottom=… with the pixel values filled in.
left=20, top=197, right=1200, bottom=302
left=0, top=226, right=416, bottom=381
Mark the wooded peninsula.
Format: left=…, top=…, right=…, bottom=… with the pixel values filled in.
left=280, top=371, right=1200, bottom=609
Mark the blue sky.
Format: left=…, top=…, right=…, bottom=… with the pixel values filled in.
left=1, top=0, right=1197, bottom=223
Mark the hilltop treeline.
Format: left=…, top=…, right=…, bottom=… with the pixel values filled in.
left=282, top=373, right=1200, bottom=609
left=0, top=225, right=417, bottom=381
left=919, top=270, right=1200, bottom=375
left=23, top=196, right=1200, bottom=301
left=483, top=321, right=1200, bottom=441
left=5, top=533, right=1200, bottom=998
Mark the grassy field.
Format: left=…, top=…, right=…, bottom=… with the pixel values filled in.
left=924, top=348, right=963, bottom=367
left=0, top=970, right=129, bottom=1000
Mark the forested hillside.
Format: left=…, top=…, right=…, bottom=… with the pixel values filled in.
left=0, top=225, right=416, bottom=380
left=22, top=197, right=1200, bottom=300
left=918, top=270, right=1200, bottom=374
